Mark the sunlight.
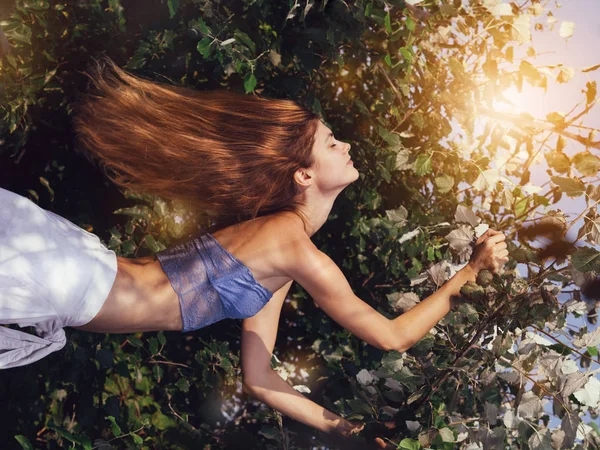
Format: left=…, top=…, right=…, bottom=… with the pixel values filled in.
left=491, top=85, right=527, bottom=115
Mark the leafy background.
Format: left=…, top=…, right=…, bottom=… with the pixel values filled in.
left=1, top=0, right=599, bottom=449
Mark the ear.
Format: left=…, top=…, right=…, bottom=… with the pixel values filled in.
left=294, top=167, right=313, bottom=189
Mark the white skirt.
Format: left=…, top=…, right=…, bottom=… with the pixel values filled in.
left=0, top=187, right=118, bottom=369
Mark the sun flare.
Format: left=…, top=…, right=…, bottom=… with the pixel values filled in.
left=491, top=85, right=527, bottom=115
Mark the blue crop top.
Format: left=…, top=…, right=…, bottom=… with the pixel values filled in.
left=156, top=233, right=274, bottom=332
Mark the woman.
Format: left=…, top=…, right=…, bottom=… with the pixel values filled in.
left=0, top=57, right=509, bottom=440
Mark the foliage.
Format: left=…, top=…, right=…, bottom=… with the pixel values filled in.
left=1, top=0, right=599, bottom=449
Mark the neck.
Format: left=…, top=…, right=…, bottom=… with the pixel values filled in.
left=294, top=187, right=346, bottom=238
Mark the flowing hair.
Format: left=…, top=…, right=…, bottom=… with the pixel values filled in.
left=72, top=56, right=320, bottom=233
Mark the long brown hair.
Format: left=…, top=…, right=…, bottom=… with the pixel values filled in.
left=72, top=56, right=320, bottom=233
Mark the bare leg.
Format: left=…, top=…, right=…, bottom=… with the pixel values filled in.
left=71, top=256, right=183, bottom=333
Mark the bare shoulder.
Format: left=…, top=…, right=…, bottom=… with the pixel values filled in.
left=265, top=212, right=319, bottom=275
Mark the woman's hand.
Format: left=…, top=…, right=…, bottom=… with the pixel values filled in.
left=468, top=229, right=509, bottom=274
left=336, top=419, right=365, bottom=437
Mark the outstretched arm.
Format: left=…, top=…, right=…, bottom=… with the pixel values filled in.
left=284, top=230, right=508, bottom=352
left=241, top=280, right=361, bottom=436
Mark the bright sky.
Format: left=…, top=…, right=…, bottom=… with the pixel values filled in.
left=490, top=0, right=600, bottom=434
left=493, top=0, right=599, bottom=231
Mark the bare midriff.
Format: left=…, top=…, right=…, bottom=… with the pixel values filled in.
left=71, top=255, right=184, bottom=333
left=72, top=211, right=302, bottom=333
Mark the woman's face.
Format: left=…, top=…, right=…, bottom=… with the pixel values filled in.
left=302, top=120, right=359, bottom=192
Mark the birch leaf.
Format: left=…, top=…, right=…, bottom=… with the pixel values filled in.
left=573, top=377, right=600, bottom=407
left=573, top=152, right=600, bottom=176
left=517, top=391, right=544, bottom=419
left=410, top=273, right=428, bottom=286
left=387, top=292, right=420, bottom=312
left=435, top=174, right=454, bottom=193
left=559, top=371, right=588, bottom=398
left=560, top=359, right=578, bottom=375
left=428, top=260, right=450, bottom=287
left=474, top=223, right=490, bottom=239
left=573, top=328, right=600, bottom=348
left=293, top=385, right=311, bottom=393
left=439, top=428, right=455, bottom=443
left=406, top=420, right=422, bottom=432
left=399, top=228, right=421, bottom=244
left=561, top=412, right=580, bottom=449
left=395, top=149, right=411, bottom=171
left=491, top=3, right=512, bottom=16
left=485, top=401, right=498, bottom=425
left=503, top=409, right=521, bottom=428
left=357, top=369, right=376, bottom=386
left=445, top=225, right=473, bottom=253
left=455, top=205, right=481, bottom=227
left=528, top=429, right=553, bottom=450
left=473, top=169, right=500, bottom=192
left=559, top=21, right=575, bottom=38
left=386, top=206, right=408, bottom=225
left=590, top=218, right=600, bottom=244
left=382, top=406, right=399, bottom=416
left=571, top=246, right=600, bottom=272
left=512, top=14, right=531, bottom=44
left=551, top=431, right=565, bottom=450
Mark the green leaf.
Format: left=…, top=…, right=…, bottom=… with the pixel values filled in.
left=196, top=37, right=213, bottom=58
left=197, top=17, right=210, bottom=35
left=571, top=246, right=600, bottom=272
left=132, top=433, right=144, bottom=445
left=128, top=336, right=144, bottom=348
left=405, top=17, right=415, bottom=31
left=244, top=72, right=257, bottom=93
left=399, top=438, right=421, bottom=450
left=167, top=0, right=179, bottom=18
left=384, top=53, right=392, bottom=67
left=106, top=415, right=122, bottom=436
left=399, top=47, right=413, bottom=63
left=551, top=176, right=585, bottom=197
left=384, top=12, right=392, bottom=33
left=233, top=30, right=256, bottom=53
left=148, top=337, right=159, bottom=355
left=143, top=234, right=162, bottom=253
left=113, top=205, right=151, bottom=220
left=176, top=378, right=190, bottom=393
left=157, top=331, right=167, bottom=346
left=435, top=174, right=454, bottom=193
left=151, top=412, right=177, bottom=430
left=413, top=154, right=432, bottom=176
left=588, top=346, right=598, bottom=357
left=14, top=435, right=33, bottom=450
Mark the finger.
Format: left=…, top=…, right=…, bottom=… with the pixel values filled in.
left=374, top=437, right=388, bottom=449
left=486, top=233, right=506, bottom=245
left=476, top=229, right=492, bottom=244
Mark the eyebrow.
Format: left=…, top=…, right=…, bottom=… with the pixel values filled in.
left=326, top=132, right=334, bottom=142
